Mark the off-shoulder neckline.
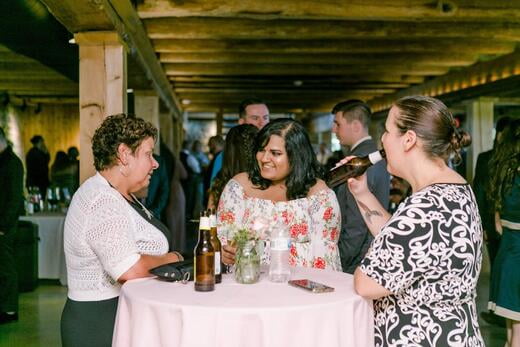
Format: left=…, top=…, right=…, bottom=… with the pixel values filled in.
left=228, top=178, right=332, bottom=204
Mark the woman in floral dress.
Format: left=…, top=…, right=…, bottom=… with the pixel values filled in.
left=344, top=96, right=484, bottom=346
left=217, top=118, right=341, bottom=270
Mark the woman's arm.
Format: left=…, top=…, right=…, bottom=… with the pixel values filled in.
left=118, top=252, right=181, bottom=283
left=347, top=174, right=391, bottom=237
left=354, top=267, right=391, bottom=300
left=495, top=211, right=503, bottom=235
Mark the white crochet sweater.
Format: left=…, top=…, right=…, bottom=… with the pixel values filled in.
left=64, top=172, right=168, bottom=301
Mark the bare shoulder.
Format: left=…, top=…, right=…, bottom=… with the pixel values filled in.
left=307, top=179, right=330, bottom=197
left=232, top=172, right=250, bottom=186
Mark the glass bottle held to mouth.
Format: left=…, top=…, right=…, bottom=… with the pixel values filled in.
left=326, top=149, right=386, bottom=188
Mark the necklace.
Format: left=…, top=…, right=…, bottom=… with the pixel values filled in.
left=103, top=174, right=154, bottom=220
left=129, top=193, right=154, bottom=220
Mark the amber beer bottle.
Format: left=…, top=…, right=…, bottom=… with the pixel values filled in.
left=208, top=210, right=222, bottom=283
left=194, top=211, right=215, bottom=292
left=326, top=149, right=386, bottom=188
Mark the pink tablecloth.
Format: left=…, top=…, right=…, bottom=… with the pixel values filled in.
left=113, top=266, right=374, bottom=347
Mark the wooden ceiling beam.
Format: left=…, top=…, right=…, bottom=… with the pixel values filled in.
left=41, top=0, right=183, bottom=119
left=171, top=82, right=411, bottom=89
left=159, top=52, right=478, bottom=66
left=40, top=0, right=113, bottom=32
left=175, top=88, right=396, bottom=95
left=153, top=39, right=516, bottom=55
left=182, top=102, right=332, bottom=113
left=169, top=75, right=425, bottom=84
left=0, top=81, right=77, bottom=91
left=164, top=63, right=448, bottom=76
left=177, top=94, right=382, bottom=103
left=369, top=51, right=520, bottom=111
left=145, top=18, right=520, bottom=41
left=138, top=0, right=520, bottom=22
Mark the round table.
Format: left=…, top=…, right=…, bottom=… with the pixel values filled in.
left=113, top=266, right=374, bottom=347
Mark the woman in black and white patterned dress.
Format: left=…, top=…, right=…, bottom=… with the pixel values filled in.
left=342, top=96, right=484, bottom=346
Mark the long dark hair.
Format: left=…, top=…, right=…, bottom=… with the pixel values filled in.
left=487, top=119, right=520, bottom=212
left=249, top=118, right=322, bottom=200
left=209, top=124, right=258, bottom=206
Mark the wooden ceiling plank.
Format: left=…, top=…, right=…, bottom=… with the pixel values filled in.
left=144, top=18, right=520, bottom=41
left=169, top=75, right=425, bottom=84
left=171, top=82, right=411, bottom=89
left=97, top=0, right=183, bottom=119
left=40, top=0, right=113, bottom=32
left=138, top=0, right=520, bottom=22
left=153, top=39, right=516, bottom=55
left=174, top=88, right=397, bottom=95
left=163, top=63, right=449, bottom=76
left=159, top=52, right=478, bottom=66
left=369, top=50, right=520, bottom=111
left=41, top=0, right=182, bottom=119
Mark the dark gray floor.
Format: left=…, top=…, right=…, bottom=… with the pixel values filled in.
left=0, top=248, right=507, bottom=347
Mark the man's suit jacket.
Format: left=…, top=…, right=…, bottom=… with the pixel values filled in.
left=334, top=139, right=390, bottom=274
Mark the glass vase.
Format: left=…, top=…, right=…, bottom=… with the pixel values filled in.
left=234, top=240, right=260, bottom=284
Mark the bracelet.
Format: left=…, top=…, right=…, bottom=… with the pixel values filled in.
left=172, top=251, right=184, bottom=261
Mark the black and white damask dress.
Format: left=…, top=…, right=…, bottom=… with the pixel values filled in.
left=360, top=183, right=484, bottom=347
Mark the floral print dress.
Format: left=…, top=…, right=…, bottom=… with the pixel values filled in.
left=217, top=179, right=342, bottom=271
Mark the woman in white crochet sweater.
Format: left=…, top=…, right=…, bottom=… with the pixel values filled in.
left=60, top=114, right=182, bottom=347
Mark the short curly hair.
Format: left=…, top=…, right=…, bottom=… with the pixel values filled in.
left=92, top=113, right=157, bottom=171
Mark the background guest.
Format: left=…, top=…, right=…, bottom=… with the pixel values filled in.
left=316, top=142, right=331, bottom=166
left=487, top=119, right=520, bottom=347
left=26, top=134, right=50, bottom=199
left=350, top=95, right=483, bottom=345
left=164, top=155, right=188, bottom=252
left=473, top=116, right=511, bottom=267
left=330, top=99, right=390, bottom=274
left=238, top=98, right=270, bottom=130
left=204, top=135, right=225, bottom=203
left=207, top=124, right=258, bottom=210
left=143, top=154, right=170, bottom=221
left=61, top=114, right=182, bottom=347
left=218, top=118, right=341, bottom=270
left=50, top=150, right=76, bottom=196
left=67, top=146, right=80, bottom=194
left=0, top=127, right=24, bottom=324
left=179, top=140, right=201, bottom=220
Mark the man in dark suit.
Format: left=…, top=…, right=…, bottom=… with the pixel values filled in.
left=473, top=116, right=511, bottom=266
left=331, top=100, right=390, bottom=274
left=0, top=127, right=24, bottom=324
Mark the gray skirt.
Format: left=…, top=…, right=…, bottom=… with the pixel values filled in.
left=61, top=296, right=119, bottom=347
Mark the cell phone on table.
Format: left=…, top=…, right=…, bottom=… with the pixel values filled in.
left=288, top=279, right=334, bottom=293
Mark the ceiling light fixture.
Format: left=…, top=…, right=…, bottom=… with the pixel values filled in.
left=293, top=80, right=303, bottom=87
left=181, top=99, right=191, bottom=105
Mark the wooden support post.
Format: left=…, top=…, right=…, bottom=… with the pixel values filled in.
left=134, top=91, right=160, bottom=154
left=465, top=97, right=495, bottom=183
left=76, top=31, right=127, bottom=183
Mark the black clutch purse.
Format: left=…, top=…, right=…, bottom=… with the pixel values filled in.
left=149, top=259, right=194, bottom=283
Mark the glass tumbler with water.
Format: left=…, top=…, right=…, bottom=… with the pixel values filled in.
left=268, top=222, right=291, bottom=282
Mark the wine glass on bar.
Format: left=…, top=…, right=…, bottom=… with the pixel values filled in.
left=46, top=186, right=60, bottom=212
